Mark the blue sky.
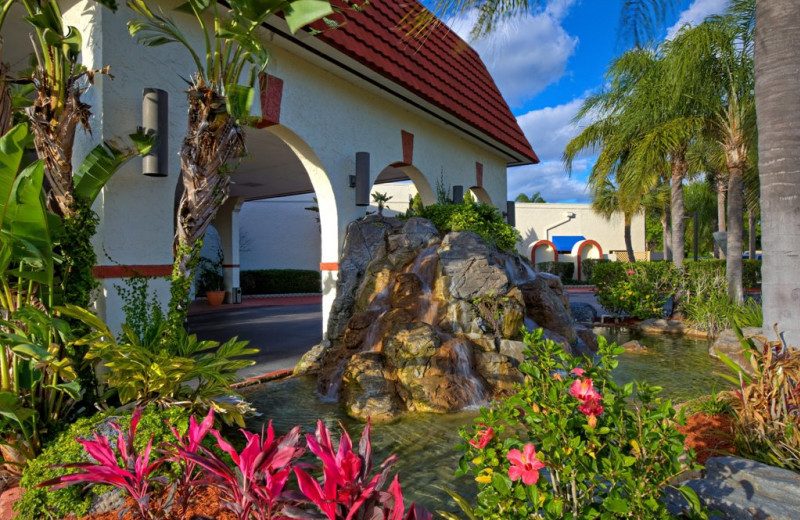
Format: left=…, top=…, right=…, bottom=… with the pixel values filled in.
left=441, top=0, right=730, bottom=202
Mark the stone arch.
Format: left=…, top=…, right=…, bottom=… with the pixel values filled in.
left=469, top=186, right=492, bottom=205
left=572, top=239, right=602, bottom=281
left=530, top=239, right=558, bottom=268
left=374, top=164, right=436, bottom=208
left=264, top=125, right=339, bottom=267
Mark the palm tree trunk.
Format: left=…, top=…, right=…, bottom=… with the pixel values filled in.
left=755, top=0, right=800, bottom=344
left=726, top=166, right=744, bottom=304
left=662, top=207, right=672, bottom=261
left=716, top=179, right=727, bottom=259
left=748, top=209, right=757, bottom=260
left=168, top=80, right=244, bottom=331
left=624, top=215, right=635, bottom=262
left=670, top=154, right=687, bottom=269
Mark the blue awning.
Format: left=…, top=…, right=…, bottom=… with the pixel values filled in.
left=552, top=235, right=586, bottom=252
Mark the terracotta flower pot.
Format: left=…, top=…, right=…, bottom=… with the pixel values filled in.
left=206, top=290, right=226, bottom=306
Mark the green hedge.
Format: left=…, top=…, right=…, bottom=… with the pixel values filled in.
left=581, top=258, right=610, bottom=283
left=536, top=261, right=575, bottom=283
left=589, top=259, right=762, bottom=324
left=240, top=269, right=321, bottom=295
left=16, top=406, right=191, bottom=520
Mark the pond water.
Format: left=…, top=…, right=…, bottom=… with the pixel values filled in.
left=240, top=329, right=731, bottom=513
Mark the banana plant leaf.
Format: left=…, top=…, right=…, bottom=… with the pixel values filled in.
left=0, top=124, right=29, bottom=230
left=4, top=160, right=54, bottom=285
left=0, top=391, right=34, bottom=429
left=284, top=0, right=334, bottom=33
left=74, top=132, right=154, bottom=204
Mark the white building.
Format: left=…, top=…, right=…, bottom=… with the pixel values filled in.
left=3, top=0, right=537, bottom=333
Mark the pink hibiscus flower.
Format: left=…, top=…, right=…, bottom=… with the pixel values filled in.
left=577, top=398, right=605, bottom=427
left=507, top=443, right=545, bottom=486
left=569, top=378, right=601, bottom=402
left=469, top=423, right=494, bottom=449
left=570, top=367, right=586, bottom=377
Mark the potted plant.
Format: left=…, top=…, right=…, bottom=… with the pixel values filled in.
left=196, top=248, right=226, bottom=305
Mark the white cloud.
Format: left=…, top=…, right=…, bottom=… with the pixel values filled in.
left=449, top=1, right=579, bottom=107
left=507, top=95, right=599, bottom=202
left=508, top=160, right=591, bottom=203
left=666, top=0, right=730, bottom=39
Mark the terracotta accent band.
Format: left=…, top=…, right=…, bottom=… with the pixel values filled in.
left=222, top=264, right=240, bottom=268
left=93, top=264, right=173, bottom=279
left=401, top=130, right=414, bottom=165
left=319, top=262, right=339, bottom=271
left=257, top=73, right=283, bottom=128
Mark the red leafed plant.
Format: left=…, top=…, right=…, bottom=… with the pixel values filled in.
left=180, top=421, right=304, bottom=520
left=38, top=408, right=167, bottom=520
left=289, top=420, right=432, bottom=520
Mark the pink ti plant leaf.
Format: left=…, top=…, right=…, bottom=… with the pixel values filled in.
left=38, top=407, right=165, bottom=520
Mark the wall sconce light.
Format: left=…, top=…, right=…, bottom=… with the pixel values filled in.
left=452, top=185, right=464, bottom=203
left=142, top=88, right=168, bottom=177
left=350, top=151, right=370, bottom=206
left=506, top=201, right=516, bottom=226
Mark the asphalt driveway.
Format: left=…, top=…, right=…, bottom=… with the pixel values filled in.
left=187, top=299, right=322, bottom=379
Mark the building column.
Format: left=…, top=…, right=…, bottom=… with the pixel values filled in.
left=214, top=197, right=244, bottom=303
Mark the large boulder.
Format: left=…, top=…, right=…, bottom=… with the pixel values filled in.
left=709, top=327, right=763, bottom=377
left=680, top=457, right=800, bottom=520
left=312, top=216, right=579, bottom=421
left=520, top=278, right=576, bottom=344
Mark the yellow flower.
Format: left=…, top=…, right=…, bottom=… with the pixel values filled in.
left=627, top=290, right=632, bottom=295
left=552, top=373, right=563, bottom=381
left=475, top=468, right=493, bottom=484
left=564, top=446, right=573, bottom=455
left=646, top=294, right=651, bottom=299
left=532, top=403, right=541, bottom=413
left=472, top=456, right=484, bottom=465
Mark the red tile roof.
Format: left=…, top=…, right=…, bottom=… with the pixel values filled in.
left=314, top=1, right=539, bottom=165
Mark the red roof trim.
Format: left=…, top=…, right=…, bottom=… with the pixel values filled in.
left=314, top=1, right=538, bottom=164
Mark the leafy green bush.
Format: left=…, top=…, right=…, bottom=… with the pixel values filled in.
left=16, top=405, right=191, bottom=520
left=240, top=269, right=321, bottom=294
left=581, top=258, right=609, bottom=283
left=535, top=261, right=574, bottom=283
left=447, top=328, right=703, bottom=519
left=593, top=262, right=677, bottom=319
left=417, top=202, right=520, bottom=252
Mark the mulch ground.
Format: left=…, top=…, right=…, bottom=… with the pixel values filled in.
left=59, top=487, right=236, bottom=520
left=678, top=412, right=737, bottom=465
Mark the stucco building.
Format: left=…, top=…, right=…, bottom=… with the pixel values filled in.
left=3, top=0, right=537, bottom=332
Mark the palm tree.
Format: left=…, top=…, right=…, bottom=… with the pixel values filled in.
left=754, top=0, right=799, bottom=342
left=666, top=8, right=756, bottom=303
left=515, top=191, right=546, bottom=203
left=590, top=178, right=643, bottom=261
left=127, top=0, right=335, bottom=331
left=371, top=191, right=392, bottom=215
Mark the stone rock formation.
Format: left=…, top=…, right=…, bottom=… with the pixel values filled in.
left=304, top=215, right=582, bottom=421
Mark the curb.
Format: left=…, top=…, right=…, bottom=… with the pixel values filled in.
left=232, top=368, right=294, bottom=389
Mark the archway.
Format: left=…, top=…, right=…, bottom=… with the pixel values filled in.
left=469, top=186, right=492, bottom=205
left=572, top=239, right=603, bottom=282
left=530, top=239, right=558, bottom=268
left=194, top=124, right=338, bottom=333
left=372, top=164, right=436, bottom=211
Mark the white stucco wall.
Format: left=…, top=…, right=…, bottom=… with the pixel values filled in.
left=514, top=203, right=646, bottom=260
left=56, top=0, right=515, bottom=333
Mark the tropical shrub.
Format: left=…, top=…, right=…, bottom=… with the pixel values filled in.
left=62, top=306, right=257, bottom=425
left=241, top=269, right=322, bottom=295
left=594, top=262, right=676, bottom=319
left=15, top=405, right=191, bottom=520
left=38, top=408, right=432, bottom=520
left=717, top=326, right=800, bottom=472
left=535, top=261, right=574, bottom=283
left=580, top=258, right=608, bottom=282
left=195, top=246, right=225, bottom=295
left=417, top=202, right=520, bottom=252
left=446, top=328, right=703, bottom=519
